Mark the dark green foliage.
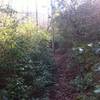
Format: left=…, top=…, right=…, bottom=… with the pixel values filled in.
left=0, top=8, right=53, bottom=100
left=71, top=73, right=93, bottom=91
left=71, top=42, right=100, bottom=99
left=76, top=94, right=97, bottom=100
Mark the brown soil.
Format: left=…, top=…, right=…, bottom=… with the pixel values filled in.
left=49, top=49, right=79, bottom=100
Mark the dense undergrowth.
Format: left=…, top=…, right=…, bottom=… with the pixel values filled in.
left=0, top=1, right=100, bottom=100
left=0, top=7, right=54, bottom=100
left=51, top=0, right=100, bottom=99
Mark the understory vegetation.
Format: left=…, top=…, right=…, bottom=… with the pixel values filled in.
left=0, top=6, right=54, bottom=100
left=0, top=0, right=100, bottom=100
left=51, top=0, right=100, bottom=99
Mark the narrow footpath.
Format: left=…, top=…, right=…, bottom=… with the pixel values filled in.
left=49, top=49, right=79, bottom=100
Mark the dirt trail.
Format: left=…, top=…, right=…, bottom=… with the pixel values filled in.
left=49, top=49, right=79, bottom=100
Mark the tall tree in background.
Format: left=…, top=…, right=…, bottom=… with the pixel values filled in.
left=53, top=0, right=100, bottom=43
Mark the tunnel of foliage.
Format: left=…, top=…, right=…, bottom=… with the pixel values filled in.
left=0, top=6, right=54, bottom=100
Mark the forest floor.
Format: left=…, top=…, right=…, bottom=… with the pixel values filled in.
left=49, top=48, right=80, bottom=100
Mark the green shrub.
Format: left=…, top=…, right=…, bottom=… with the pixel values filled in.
left=71, top=73, right=93, bottom=92
left=71, top=42, right=100, bottom=100
left=76, top=94, right=97, bottom=100
left=0, top=11, right=53, bottom=99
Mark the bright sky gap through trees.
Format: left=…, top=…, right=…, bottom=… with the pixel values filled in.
left=0, top=0, right=51, bottom=27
